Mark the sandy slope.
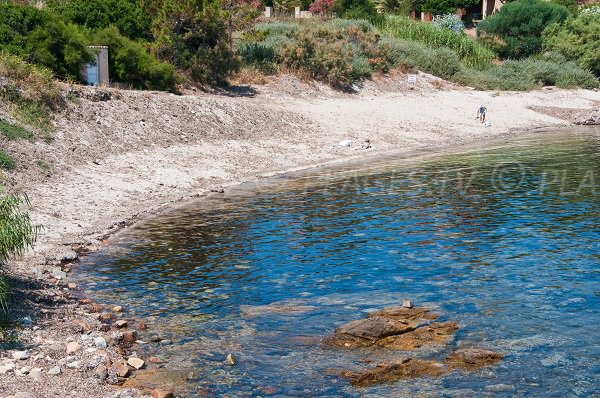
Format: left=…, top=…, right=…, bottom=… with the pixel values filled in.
left=1, top=74, right=599, bottom=397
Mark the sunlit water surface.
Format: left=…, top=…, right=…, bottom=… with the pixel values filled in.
left=76, top=128, right=600, bottom=397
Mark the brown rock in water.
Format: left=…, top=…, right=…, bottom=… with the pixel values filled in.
left=115, top=320, right=128, bottom=329
left=90, top=303, right=102, bottom=313
left=367, top=306, right=438, bottom=322
left=113, top=361, right=130, bottom=378
left=341, top=358, right=447, bottom=387
left=112, top=306, right=124, bottom=313
left=123, top=330, right=138, bottom=344
left=151, top=388, right=174, bottom=398
left=325, top=316, right=416, bottom=348
left=99, top=312, right=112, bottom=323
left=376, top=321, right=459, bottom=350
left=446, top=348, right=503, bottom=369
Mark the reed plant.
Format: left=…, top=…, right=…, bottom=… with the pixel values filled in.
left=0, top=193, right=39, bottom=314
left=382, top=16, right=495, bottom=69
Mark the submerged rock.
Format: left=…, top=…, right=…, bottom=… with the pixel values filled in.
left=325, top=305, right=439, bottom=348
left=240, top=301, right=316, bottom=317
left=446, top=348, right=503, bottom=369
left=367, top=306, right=438, bottom=322
left=341, top=358, right=447, bottom=387
left=225, top=353, right=237, bottom=366
left=325, top=316, right=416, bottom=348
left=376, top=321, right=459, bottom=350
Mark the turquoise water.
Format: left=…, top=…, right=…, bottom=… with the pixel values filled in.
left=77, top=128, right=600, bottom=397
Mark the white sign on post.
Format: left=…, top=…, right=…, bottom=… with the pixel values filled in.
left=408, top=74, right=417, bottom=85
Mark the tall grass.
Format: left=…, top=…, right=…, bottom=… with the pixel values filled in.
left=382, top=16, right=495, bottom=69
left=0, top=193, right=38, bottom=263
left=0, top=193, right=39, bottom=315
left=0, top=52, right=61, bottom=131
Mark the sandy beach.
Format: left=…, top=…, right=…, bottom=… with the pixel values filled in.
left=1, top=73, right=599, bottom=397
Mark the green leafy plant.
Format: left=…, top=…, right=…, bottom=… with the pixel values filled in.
left=477, top=0, right=569, bottom=59
left=542, top=13, right=600, bottom=77
left=46, top=0, right=152, bottom=40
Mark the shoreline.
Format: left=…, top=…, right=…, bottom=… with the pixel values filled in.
left=2, top=74, right=600, bottom=397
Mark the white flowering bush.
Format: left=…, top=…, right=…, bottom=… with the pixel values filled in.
left=432, top=13, right=464, bottom=33
left=580, top=5, right=600, bottom=15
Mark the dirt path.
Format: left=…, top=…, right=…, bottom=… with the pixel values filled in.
left=1, top=74, right=599, bottom=397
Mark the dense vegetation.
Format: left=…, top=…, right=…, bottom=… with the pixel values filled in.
left=0, top=0, right=598, bottom=93
left=238, top=16, right=598, bottom=90
left=477, top=0, right=569, bottom=59
left=542, top=8, right=600, bottom=77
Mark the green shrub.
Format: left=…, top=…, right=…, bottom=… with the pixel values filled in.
left=46, top=0, right=152, bottom=40
left=378, top=37, right=421, bottom=70
left=238, top=35, right=291, bottom=72
left=93, top=27, right=180, bottom=91
left=326, top=18, right=374, bottom=32
left=452, top=56, right=599, bottom=90
left=542, top=13, right=600, bottom=77
left=422, top=0, right=478, bottom=15
left=383, top=16, right=495, bottom=69
left=253, top=22, right=301, bottom=37
left=334, top=0, right=381, bottom=22
left=0, top=120, right=33, bottom=141
left=149, top=0, right=241, bottom=85
left=423, top=47, right=461, bottom=79
left=0, top=4, right=50, bottom=58
left=0, top=150, right=15, bottom=171
left=477, top=0, right=569, bottom=59
left=26, top=19, right=94, bottom=80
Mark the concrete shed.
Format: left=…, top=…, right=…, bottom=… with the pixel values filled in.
left=81, top=46, right=109, bottom=86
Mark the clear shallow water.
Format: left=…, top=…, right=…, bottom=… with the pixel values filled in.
left=77, top=128, right=600, bottom=397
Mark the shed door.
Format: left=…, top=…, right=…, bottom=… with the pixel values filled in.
left=86, top=55, right=99, bottom=85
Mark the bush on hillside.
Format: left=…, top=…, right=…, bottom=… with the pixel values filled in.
left=149, top=0, right=240, bottom=85
left=421, top=0, right=478, bottom=15
left=477, top=0, right=569, bottom=59
left=0, top=52, right=61, bottom=129
left=0, top=4, right=92, bottom=81
left=542, top=13, right=600, bottom=77
left=239, top=20, right=393, bottom=87
left=453, top=55, right=599, bottom=90
left=0, top=4, right=50, bottom=58
left=93, top=27, right=180, bottom=91
left=26, top=19, right=93, bottom=80
left=334, top=0, right=381, bottom=22
left=45, top=0, right=152, bottom=40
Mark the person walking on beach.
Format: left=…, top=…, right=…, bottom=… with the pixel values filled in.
left=477, top=104, right=487, bottom=123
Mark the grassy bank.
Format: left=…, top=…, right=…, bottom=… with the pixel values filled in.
left=237, top=17, right=599, bottom=91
